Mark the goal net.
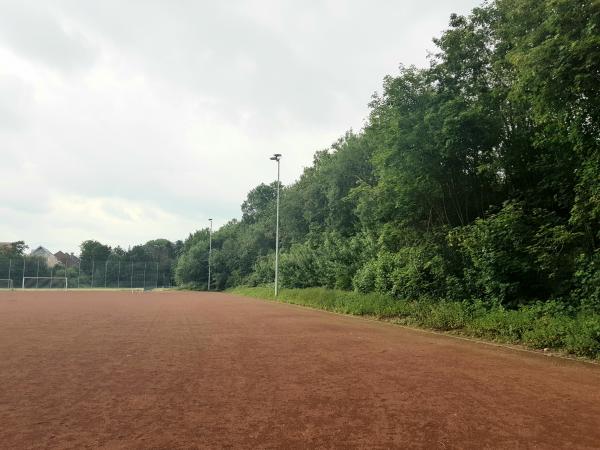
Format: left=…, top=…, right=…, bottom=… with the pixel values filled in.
left=22, top=277, right=68, bottom=289
left=0, top=279, right=13, bottom=290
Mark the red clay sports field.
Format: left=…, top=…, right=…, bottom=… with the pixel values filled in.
left=1, top=290, right=599, bottom=448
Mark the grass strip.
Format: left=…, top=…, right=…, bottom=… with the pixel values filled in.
left=229, top=286, right=600, bottom=360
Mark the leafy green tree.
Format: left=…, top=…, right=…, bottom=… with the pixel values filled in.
left=80, top=240, right=111, bottom=266
left=0, top=241, right=28, bottom=257
left=241, top=183, right=277, bottom=224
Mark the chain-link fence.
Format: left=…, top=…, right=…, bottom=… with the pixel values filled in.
left=0, top=256, right=175, bottom=290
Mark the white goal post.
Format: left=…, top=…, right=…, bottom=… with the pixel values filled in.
left=0, top=279, right=14, bottom=290
left=22, top=276, right=68, bottom=290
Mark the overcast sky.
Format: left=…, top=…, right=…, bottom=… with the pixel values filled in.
left=0, top=0, right=480, bottom=254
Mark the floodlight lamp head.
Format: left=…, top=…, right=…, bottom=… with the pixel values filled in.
left=270, top=153, right=282, bottom=161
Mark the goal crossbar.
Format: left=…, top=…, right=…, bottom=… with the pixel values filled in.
left=0, top=278, right=14, bottom=289
left=22, top=276, right=68, bottom=290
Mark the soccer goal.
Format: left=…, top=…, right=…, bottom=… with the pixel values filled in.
left=22, top=277, right=68, bottom=290
left=0, top=279, right=14, bottom=290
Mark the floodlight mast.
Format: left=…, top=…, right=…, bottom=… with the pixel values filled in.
left=208, top=218, right=213, bottom=291
left=270, top=154, right=282, bottom=297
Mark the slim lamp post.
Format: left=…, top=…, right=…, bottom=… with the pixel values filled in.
left=269, top=153, right=282, bottom=297
left=207, top=218, right=213, bottom=291
left=21, top=258, right=25, bottom=289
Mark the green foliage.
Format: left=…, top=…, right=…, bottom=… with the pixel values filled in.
left=245, top=254, right=275, bottom=287
left=76, top=238, right=180, bottom=287
left=174, top=242, right=208, bottom=288
left=352, top=259, right=377, bottom=294
left=573, top=251, right=600, bottom=313
left=522, top=316, right=570, bottom=349
left=564, top=315, right=600, bottom=358
left=389, top=245, right=448, bottom=299
left=0, top=241, right=28, bottom=257
left=468, top=307, right=536, bottom=341
left=177, top=0, right=599, bottom=359
left=420, top=301, right=481, bottom=331
left=351, top=241, right=449, bottom=301
left=241, top=183, right=277, bottom=224
left=450, top=202, right=577, bottom=306
left=279, top=243, right=322, bottom=288
left=80, top=240, right=112, bottom=266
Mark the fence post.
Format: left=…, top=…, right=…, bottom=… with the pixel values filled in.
left=130, top=261, right=133, bottom=290
left=36, top=260, right=40, bottom=288
left=8, top=259, right=11, bottom=287
left=21, top=258, right=25, bottom=289
left=155, top=262, right=159, bottom=289
left=77, top=260, right=81, bottom=288
left=143, top=262, right=147, bottom=290
left=117, top=260, right=121, bottom=289
left=91, top=260, right=95, bottom=288
left=104, top=260, right=108, bottom=288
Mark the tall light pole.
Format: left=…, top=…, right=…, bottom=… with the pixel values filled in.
left=270, top=153, right=282, bottom=297
left=207, top=218, right=213, bottom=291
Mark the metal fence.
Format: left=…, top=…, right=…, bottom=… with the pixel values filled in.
left=0, top=256, right=174, bottom=290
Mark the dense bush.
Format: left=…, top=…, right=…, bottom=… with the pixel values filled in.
left=279, top=243, right=323, bottom=288
left=573, top=251, right=600, bottom=313
left=353, top=259, right=377, bottom=294
left=449, top=202, right=577, bottom=306
left=246, top=254, right=275, bottom=287
left=174, top=243, right=208, bottom=289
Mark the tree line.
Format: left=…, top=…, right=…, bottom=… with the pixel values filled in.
left=176, top=0, right=599, bottom=313
left=0, top=239, right=182, bottom=288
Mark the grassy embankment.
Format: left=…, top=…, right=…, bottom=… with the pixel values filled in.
left=229, top=286, right=600, bottom=360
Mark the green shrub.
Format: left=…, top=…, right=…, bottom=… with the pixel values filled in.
left=449, top=202, right=577, bottom=306
left=279, top=243, right=323, bottom=288
left=572, top=251, right=600, bottom=313
left=467, top=307, right=536, bottom=341
left=389, top=245, right=447, bottom=300
left=373, top=252, right=396, bottom=294
left=353, top=243, right=448, bottom=300
left=421, top=301, right=477, bottom=331
left=246, top=254, right=275, bottom=287
left=522, top=316, right=570, bottom=349
left=174, top=243, right=208, bottom=287
left=353, top=259, right=377, bottom=293
left=565, top=315, right=600, bottom=358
